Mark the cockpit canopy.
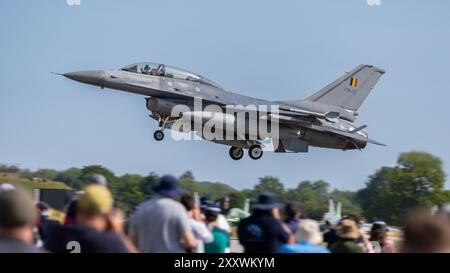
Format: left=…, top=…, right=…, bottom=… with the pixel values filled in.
left=120, top=62, right=222, bottom=89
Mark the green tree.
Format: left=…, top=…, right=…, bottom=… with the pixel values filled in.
left=180, top=171, right=194, bottom=181
left=198, top=182, right=236, bottom=200
left=356, top=151, right=448, bottom=225
left=54, top=167, right=81, bottom=188
left=33, top=168, right=60, bottom=181
left=254, top=176, right=285, bottom=200
left=76, top=165, right=116, bottom=190
left=114, top=174, right=145, bottom=214
left=141, top=172, right=160, bottom=200
left=177, top=171, right=236, bottom=201
left=284, top=180, right=330, bottom=219
left=229, top=191, right=246, bottom=209
left=19, top=168, right=33, bottom=179
left=178, top=171, right=203, bottom=195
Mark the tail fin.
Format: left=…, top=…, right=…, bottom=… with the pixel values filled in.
left=306, top=64, right=385, bottom=111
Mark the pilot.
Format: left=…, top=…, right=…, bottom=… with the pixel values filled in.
left=141, top=64, right=151, bottom=74
left=156, top=64, right=166, bottom=76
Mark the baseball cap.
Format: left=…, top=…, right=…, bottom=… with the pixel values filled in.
left=89, top=174, right=108, bottom=186
left=77, top=185, right=113, bottom=215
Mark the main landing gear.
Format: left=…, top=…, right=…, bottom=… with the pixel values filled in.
left=229, top=145, right=263, bottom=160
left=229, top=146, right=244, bottom=160
left=248, top=145, right=263, bottom=160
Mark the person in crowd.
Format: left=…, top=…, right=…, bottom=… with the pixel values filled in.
left=36, top=202, right=60, bottom=245
left=0, top=188, right=45, bottom=253
left=401, top=210, right=450, bottom=253
left=63, top=197, right=77, bottom=226
left=45, top=185, right=135, bottom=253
left=369, top=225, right=396, bottom=253
left=201, top=197, right=231, bottom=234
left=320, top=220, right=331, bottom=232
left=204, top=206, right=229, bottom=253
left=329, top=219, right=364, bottom=253
left=129, top=175, right=197, bottom=253
left=283, top=202, right=301, bottom=234
left=369, top=220, right=395, bottom=253
left=238, top=192, right=294, bottom=253
left=278, top=219, right=329, bottom=253
left=180, top=194, right=213, bottom=253
left=63, top=173, right=108, bottom=226
left=322, top=220, right=338, bottom=248
left=221, top=196, right=231, bottom=216
left=341, top=214, right=374, bottom=252
left=89, top=174, right=108, bottom=187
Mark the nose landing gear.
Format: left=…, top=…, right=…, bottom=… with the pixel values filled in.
left=153, top=130, right=165, bottom=141
left=153, top=115, right=169, bottom=141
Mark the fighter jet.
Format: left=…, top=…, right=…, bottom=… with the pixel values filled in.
left=59, top=62, right=386, bottom=160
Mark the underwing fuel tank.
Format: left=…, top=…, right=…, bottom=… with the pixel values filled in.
left=146, top=97, right=188, bottom=117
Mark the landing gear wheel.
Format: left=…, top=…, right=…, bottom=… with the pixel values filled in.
left=249, top=145, right=263, bottom=160
left=153, top=130, right=165, bottom=141
left=229, top=146, right=244, bottom=160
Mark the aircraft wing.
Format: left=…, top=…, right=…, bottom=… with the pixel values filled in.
left=310, top=124, right=386, bottom=146
left=268, top=114, right=385, bottom=146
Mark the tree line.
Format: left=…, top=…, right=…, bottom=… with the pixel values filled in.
left=18, top=151, right=449, bottom=225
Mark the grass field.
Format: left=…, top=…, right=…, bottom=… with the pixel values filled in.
left=0, top=177, right=71, bottom=190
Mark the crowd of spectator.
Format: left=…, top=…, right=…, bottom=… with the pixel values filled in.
left=1, top=175, right=450, bottom=253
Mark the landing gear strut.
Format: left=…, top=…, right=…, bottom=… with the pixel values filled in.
left=153, top=115, right=169, bottom=141
left=229, top=146, right=244, bottom=160
left=249, top=145, right=263, bottom=160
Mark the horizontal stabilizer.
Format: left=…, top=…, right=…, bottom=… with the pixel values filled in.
left=311, top=124, right=386, bottom=146
left=350, top=125, right=367, bottom=133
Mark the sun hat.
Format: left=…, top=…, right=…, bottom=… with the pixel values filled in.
left=153, top=175, right=182, bottom=199
left=252, top=192, right=281, bottom=210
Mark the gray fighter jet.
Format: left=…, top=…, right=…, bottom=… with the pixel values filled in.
left=59, top=62, right=385, bottom=160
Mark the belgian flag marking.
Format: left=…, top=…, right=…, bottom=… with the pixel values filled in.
left=350, top=77, right=358, bottom=88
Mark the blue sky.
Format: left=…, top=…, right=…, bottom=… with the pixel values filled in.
left=1, top=0, right=450, bottom=191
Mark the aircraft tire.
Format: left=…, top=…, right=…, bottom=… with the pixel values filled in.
left=249, top=145, right=263, bottom=160
left=154, top=130, right=165, bottom=141
left=229, top=146, right=244, bottom=160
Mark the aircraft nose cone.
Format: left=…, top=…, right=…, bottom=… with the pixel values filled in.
left=63, top=70, right=105, bottom=86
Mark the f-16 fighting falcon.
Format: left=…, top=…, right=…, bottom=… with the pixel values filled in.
left=58, top=62, right=386, bottom=160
